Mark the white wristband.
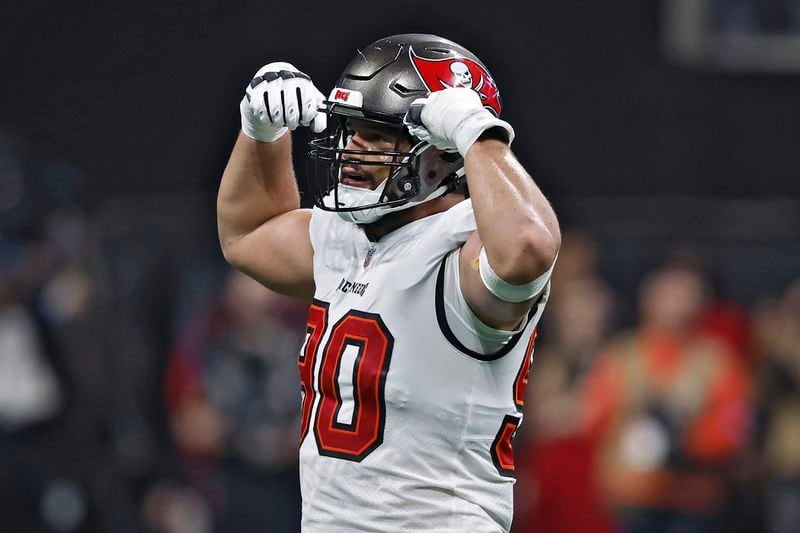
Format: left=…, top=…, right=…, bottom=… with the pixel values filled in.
left=478, top=247, right=554, bottom=303
left=454, top=112, right=514, bottom=156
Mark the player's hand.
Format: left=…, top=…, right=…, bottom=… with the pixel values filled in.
left=403, top=87, right=514, bottom=156
left=240, top=62, right=327, bottom=143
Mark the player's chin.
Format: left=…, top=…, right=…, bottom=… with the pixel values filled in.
left=342, top=176, right=377, bottom=189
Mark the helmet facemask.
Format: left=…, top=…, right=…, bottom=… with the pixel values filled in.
left=308, top=102, right=465, bottom=224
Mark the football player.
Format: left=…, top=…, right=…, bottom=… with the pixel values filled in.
left=217, top=34, right=560, bottom=532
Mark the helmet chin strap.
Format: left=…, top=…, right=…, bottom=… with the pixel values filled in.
left=323, top=180, right=392, bottom=224
left=323, top=167, right=465, bottom=225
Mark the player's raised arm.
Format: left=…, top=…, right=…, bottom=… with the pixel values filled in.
left=405, top=88, right=561, bottom=329
left=217, top=62, right=327, bottom=300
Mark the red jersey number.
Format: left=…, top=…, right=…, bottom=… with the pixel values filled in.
left=298, top=302, right=328, bottom=443
left=299, top=304, right=394, bottom=462
left=491, top=329, right=537, bottom=477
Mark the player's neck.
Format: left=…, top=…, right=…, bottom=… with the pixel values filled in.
left=362, top=193, right=466, bottom=242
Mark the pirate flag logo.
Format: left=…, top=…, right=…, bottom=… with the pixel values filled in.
left=409, top=46, right=502, bottom=116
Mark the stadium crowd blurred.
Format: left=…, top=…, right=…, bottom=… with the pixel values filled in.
left=1, top=117, right=799, bottom=533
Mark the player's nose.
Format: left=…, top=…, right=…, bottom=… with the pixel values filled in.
left=341, top=136, right=367, bottom=167
left=344, top=131, right=369, bottom=154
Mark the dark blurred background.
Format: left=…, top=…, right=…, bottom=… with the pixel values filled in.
left=1, top=0, right=799, bottom=532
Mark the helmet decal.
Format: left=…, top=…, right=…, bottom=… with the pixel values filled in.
left=409, top=46, right=502, bottom=116
left=328, top=87, right=364, bottom=107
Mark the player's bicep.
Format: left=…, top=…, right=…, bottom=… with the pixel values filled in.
left=458, top=232, right=539, bottom=330
left=222, top=209, right=315, bottom=301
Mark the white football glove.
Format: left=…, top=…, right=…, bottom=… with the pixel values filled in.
left=403, top=87, right=514, bottom=156
left=240, top=62, right=327, bottom=142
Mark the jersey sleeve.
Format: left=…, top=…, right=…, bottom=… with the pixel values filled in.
left=441, top=248, right=527, bottom=354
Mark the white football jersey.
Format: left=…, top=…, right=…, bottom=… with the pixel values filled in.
left=298, top=199, right=548, bottom=532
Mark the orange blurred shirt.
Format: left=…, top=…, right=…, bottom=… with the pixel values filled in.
left=581, top=328, right=752, bottom=512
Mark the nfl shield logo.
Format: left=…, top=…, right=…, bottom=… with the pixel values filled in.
left=363, top=247, right=376, bottom=268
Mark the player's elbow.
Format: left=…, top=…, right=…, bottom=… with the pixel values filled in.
left=219, top=234, right=247, bottom=270
left=493, top=227, right=560, bottom=284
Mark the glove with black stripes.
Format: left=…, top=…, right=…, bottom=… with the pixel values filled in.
left=240, top=62, right=327, bottom=143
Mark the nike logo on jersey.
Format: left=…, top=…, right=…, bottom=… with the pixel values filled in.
left=337, top=277, right=370, bottom=297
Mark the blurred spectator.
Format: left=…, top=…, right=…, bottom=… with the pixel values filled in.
left=142, top=482, right=213, bottom=533
left=526, top=275, right=616, bottom=439
left=162, top=269, right=307, bottom=533
left=581, top=260, right=753, bottom=533
left=0, top=210, right=145, bottom=532
left=0, top=246, right=63, bottom=430
left=513, top=231, right=618, bottom=533
left=668, top=248, right=752, bottom=364
left=752, top=277, right=800, bottom=533
left=698, top=299, right=752, bottom=366
left=547, top=229, right=600, bottom=299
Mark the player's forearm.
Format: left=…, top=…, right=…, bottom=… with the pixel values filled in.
left=217, top=132, right=299, bottom=255
left=464, top=138, right=560, bottom=284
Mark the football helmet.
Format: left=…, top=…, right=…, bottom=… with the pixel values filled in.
left=307, top=33, right=503, bottom=224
